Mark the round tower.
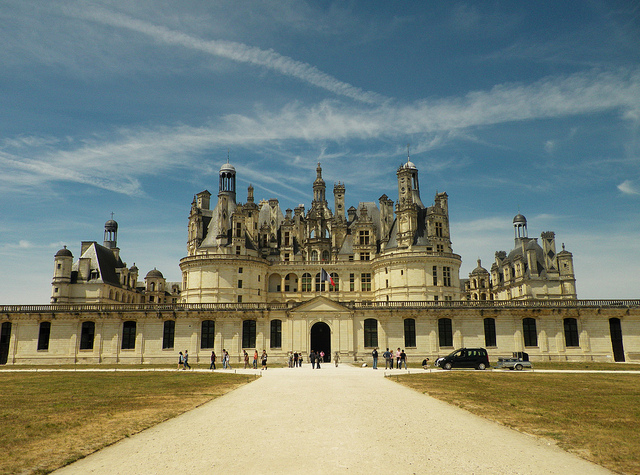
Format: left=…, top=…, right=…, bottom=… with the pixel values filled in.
left=103, top=217, right=118, bottom=249
left=51, top=246, right=73, bottom=303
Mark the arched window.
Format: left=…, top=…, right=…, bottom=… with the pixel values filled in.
left=242, top=320, right=256, bottom=349
left=563, top=318, right=579, bottom=347
left=404, top=318, right=416, bottom=348
left=150, top=282, right=155, bottom=291
left=37, top=321, right=51, bottom=351
left=201, top=320, right=215, bottom=349
left=364, top=318, right=378, bottom=348
left=438, top=318, right=453, bottom=347
left=484, top=318, right=496, bottom=347
left=270, top=320, right=282, bottom=349
left=301, top=273, right=312, bottom=292
left=522, top=318, right=537, bottom=347
left=80, top=321, right=95, bottom=350
left=311, top=250, right=318, bottom=261
left=322, top=250, right=329, bottom=261
left=315, top=273, right=325, bottom=292
left=163, top=320, right=175, bottom=349
left=121, top=321, right=136, bottom=350
left=329, top=273, right=339, bottom=292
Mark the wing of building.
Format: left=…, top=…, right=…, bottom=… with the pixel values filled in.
left=0, top=158, right=638, bottom=366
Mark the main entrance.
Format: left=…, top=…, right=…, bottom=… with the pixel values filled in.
left=310, top=322, right=331, bottom=362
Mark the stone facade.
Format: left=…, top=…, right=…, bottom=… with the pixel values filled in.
left=1, top=300, right=638, bottom=365
left=0, top=158, right=635, bottom=366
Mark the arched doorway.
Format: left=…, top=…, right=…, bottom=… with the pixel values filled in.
left=310, top=322, right=331, bottom=362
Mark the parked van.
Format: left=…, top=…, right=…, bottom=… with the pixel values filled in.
left=435, top=348, right=489, bottom=370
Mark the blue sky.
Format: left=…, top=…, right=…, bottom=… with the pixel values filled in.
left=1, top=1, right=639, bottom=304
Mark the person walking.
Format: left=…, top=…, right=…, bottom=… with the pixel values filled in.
left=183, top=350, right=191, bottom=370
left=225, top=350, right=232, bottom=370
left=372, top=347, right=378, bottom=369
left=253, top=350, right=258, bottom=369
left=400, top=349, right=407, bottom=369
left=316, top=351, right=321, bottom=369
left=396, top=348, right=401, bottom=369
left=177, top=351, right=184, bottom=370
left=293, top=351, right=299, bottom=367
left=310, top=350, right=316, bottom=369
left=209, top=350, right=216, bottom=370
left=261, top=349, right=268, bottom=370
left=334, top=351, right=340, bottom=367
left=244, top=350, right=249, bottom=369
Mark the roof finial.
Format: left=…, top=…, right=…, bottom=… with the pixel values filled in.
left=110, top=211, right=114, bottom=220
left=227, top=149, right=230, bottom=164
left=407, top=143, right=410, bottom=162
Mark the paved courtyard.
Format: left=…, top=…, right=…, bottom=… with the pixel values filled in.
left=54, top=364, right=611, bottom=474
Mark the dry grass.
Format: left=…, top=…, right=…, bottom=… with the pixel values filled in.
left=395, top=371, right=640, bottom=475
left=0, top=371, right=253, bottom=475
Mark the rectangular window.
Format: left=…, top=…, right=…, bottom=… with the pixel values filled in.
left=359, top=230, right=370, bottom=245
left=302, top=274, right=312, bottom=292
left=284, top=253, right=290, bottom=261
left=349, top=273, right=355, bottom=292
left=238, top=295, right=243, bottom=303
left=80, top=321, right=95, bottom=350
left=364, top=319, right=378, bottom=348
left=121, top=321, right=136, bottom=350
left=270, top=320, right=282, bottom=349
left=432, top=266, right=438, bottom=286
left=238, top=267, right=243, bottom=273
left=443, top=267, right=451, bottom=287
left=435, top=222, right=443, bottom=237
left=404, top=319, right=416, bottom=348
left=284, top=232, right=290, bottom=246
left=163, top=320, right=175, bottom=349
left=564, top=318, right=580, bottom=347
left=242, top=320, right=256, bottom=348
left=438, top=318, right=453, bottom=347
left=436, top=244, right=444, bottom=252
left=484, top=318, right=497, bottom=347
left=238, top=280, right=243, bottom=288
left=523, top=318, right=538, bottom=347
left=37, top=321, right=51, bottom=351
left=235, top=222, right=242, bottom=238
left=200, top=320, right=215, bottom=349
left=360, top=252, right=370, bottom=261
left=236, top=246, right=241, bottom=255
left=348, top=255, right=354, bottom=261
left=361, top=273, right=371, bottom=292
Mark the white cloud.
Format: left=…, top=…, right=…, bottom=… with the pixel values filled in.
left=68, top=6, right=387, bottom=105
left=618, top=180, right=640, bottom=195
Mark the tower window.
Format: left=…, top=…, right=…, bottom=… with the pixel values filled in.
left=435, top=222, right=443, bottom=237
left=359, top=230, right=370, bottom=245
left=361, top=273, right=371, bottom=292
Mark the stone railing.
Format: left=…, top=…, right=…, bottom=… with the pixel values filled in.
left=1, top=299, right=638, bottom=314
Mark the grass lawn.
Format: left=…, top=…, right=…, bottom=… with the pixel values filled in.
left=0, top=371, right=254, bottom=475
left=394, top=371, right=640, bottom=475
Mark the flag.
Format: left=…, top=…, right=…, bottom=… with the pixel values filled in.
left=320, top=268, right=335, bottom=287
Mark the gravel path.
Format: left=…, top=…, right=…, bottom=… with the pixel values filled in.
left=54, top=364, right=612, bottom=475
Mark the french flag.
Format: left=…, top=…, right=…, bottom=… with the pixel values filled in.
left=320, top=268, right=335, bottom=287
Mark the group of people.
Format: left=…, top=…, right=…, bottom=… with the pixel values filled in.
left=177, top=350, right=191, bottom=370
left=371, top=348, right=409, bottom=369
left=286, top=351, right=304, bottom=368
left=308, top=350, right=326, bottom=369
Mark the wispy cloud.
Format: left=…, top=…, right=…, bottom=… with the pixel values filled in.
left=618, top=180, right=640, bottom=195
left=1, top=66, right=639, bottom=197
left=67, top=6, right=387, bottom=105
